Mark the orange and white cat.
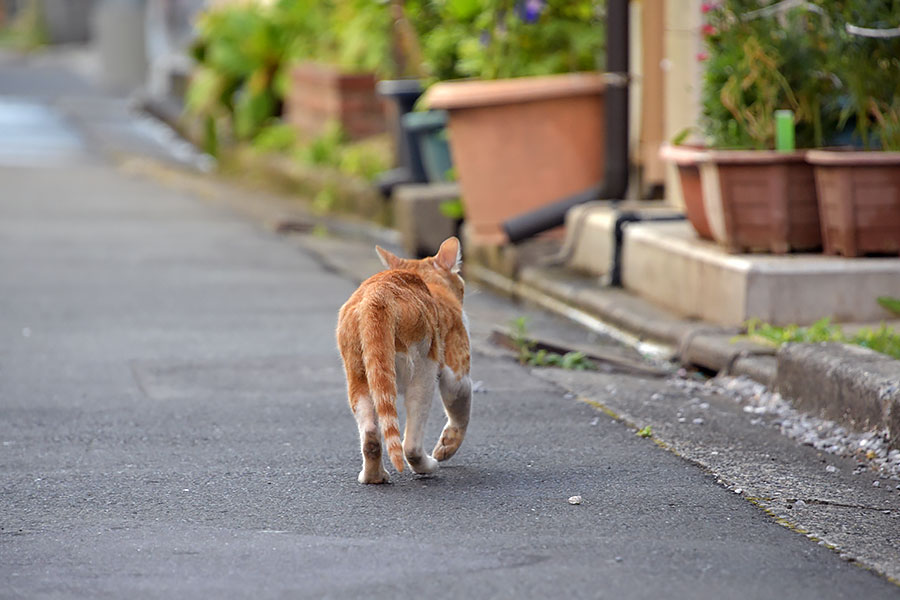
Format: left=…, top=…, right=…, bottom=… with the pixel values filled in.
left=336, top=237, right=471, bottom=484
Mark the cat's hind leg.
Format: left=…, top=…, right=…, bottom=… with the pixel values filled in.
left=352, top=393, right=390, bottom=484
left=433, top=367, right=471, bottom=462
left=402, top=358, right=439, bottom=475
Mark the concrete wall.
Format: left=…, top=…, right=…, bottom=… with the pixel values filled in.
left=662, top=0, right=703, bottom=209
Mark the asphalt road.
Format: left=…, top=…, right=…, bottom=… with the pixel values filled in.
left=1, top=53, right=898, bottom=598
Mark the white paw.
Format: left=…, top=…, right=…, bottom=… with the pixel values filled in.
left=358, top=469, right=390, bottom=484
left=407, top=453, right=438, bottom=475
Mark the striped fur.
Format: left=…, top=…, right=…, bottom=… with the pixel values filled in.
left=336, top=237, right=472, bottom=484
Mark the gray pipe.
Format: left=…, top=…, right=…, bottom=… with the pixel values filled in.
left=503, top=0, right=630, bottom=243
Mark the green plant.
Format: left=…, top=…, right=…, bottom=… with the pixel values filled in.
left=417, top=0, right=606, bottom=82
left=339, top=145, right=390, bottom=181
left=877, top=296, right=900, bottom=317
left=186, top=0, right=397, bottom=156
left=325, top=0, right=395, bottom=75
left=439, top=198, right=465, bottom=220
left=251, top=123, right=298, bottom=154
left=288, top=122, right=389, bottom=182
left=312, top=182, right=339, bottom=214
left=509, top=317, right=597, bottom=370
left=637, top=426, right=652, bottom=438
left=299, top=122, right=346, bottom=167
left=186, top=2, right=301, bottom=152
left=821, top=2, right=900, bottom=150
left=700, top=1, right=837, bottom=149
left=510, top=316, right=537, bottom=364
left=0, top=0, right=46, bottom=50
left=743, top=317, right=900, bottom=360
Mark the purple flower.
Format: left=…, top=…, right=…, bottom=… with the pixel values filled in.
left=518, top=0, right=546, bottom=24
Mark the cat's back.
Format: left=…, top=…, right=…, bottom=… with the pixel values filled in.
left=338, top=268, right=437, bottom=326
left=338, top=268, right=441, bottom=358
left=344, top=269, right=431, bottom=306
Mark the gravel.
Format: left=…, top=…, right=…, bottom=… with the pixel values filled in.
left=673, top=375, right=900, bottom=480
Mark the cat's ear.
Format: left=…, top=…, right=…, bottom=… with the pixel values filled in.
left=434, top=237, right=461, bottom=272
left=375, top=245, right=404, bottom=269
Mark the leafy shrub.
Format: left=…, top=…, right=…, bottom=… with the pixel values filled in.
left=701, top=1, right=900, bottom=150
left=279, top=122, right=389, bottom=182
left=186, top=2, right=305, bottom=152
left=821, top=3, right=900, bottom=150
left=251, top=123, right=298, bottom=154
left=700, top=1, right=837, bottom=149
left=186, top=0, right=395, bottom=155
left=417, top=0, right=606, bottom=82
left=745, top=317, right=900, bottom=360
left=0, top=1, right=47, bottom=50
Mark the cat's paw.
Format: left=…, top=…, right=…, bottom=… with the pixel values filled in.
left=405, top=452, right=438, bottom=475
left=358, top=470, right=390, bottom=484
left=433, top=427, right=463, bottom=461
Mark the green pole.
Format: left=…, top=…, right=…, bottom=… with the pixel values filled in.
left=775, top=110, right=795, bottom=152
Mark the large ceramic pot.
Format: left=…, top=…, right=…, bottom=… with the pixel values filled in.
left=423, top=73, right=607, bottom=246
left=806, top=150, right=900, bottom=257
left=697, top=150, right=821, bottom=254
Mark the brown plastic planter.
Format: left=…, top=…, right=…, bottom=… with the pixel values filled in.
left=659, top=144, right=713, bottom=240
left=806, top=150, right=900, bottom=257
left=423, top=73, right=607, bottom=246
left=285, top=62, right=386, bottom=140
left=697, top=150, right=821, bottom=254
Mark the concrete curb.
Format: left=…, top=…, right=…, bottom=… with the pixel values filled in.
left=776, top=343, right=900, bottom=449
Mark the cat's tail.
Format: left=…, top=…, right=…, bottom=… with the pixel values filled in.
left=360, top=302, right=404, bottom=473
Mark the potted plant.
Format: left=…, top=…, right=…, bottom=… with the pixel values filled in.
left=284, top=0, right=397, bottom=141
left=662, top=1, right=836, bottom=253
left=806, top=3, right=900, bottom=257
left=659, top=142, right=714, bottom=240
left=419, top=0, right=607, bottom=246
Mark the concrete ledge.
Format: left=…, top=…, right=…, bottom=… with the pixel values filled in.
left=393, top=183, right=459, bottom=257
left=621, top=221, right=900, bottom=326
left=775, top=343, right=900, bottom=447
left=519, top=265, right=695, bottom=348
left=564, top=200, right=684, bottom=277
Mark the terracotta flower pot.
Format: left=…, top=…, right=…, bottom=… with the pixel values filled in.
left=423, top=73, right=607, bottom=246
left=806, top=150, right=900, bottom=257
left=285, top=62, right=386, bottom=141
left=659, top=144, right=713, bottom=240
left=697, top=150, right=821, bottom=254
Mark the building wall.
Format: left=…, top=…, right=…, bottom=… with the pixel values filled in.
left=662, top=0, right=703, bottom=209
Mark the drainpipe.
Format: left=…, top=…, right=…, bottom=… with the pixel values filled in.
left=503, top=0, right=630, bottom=243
